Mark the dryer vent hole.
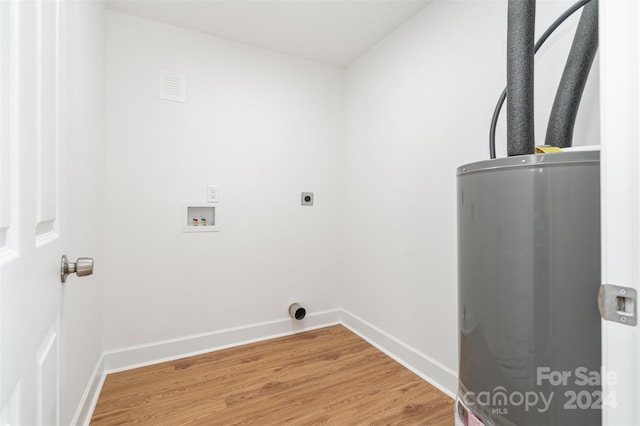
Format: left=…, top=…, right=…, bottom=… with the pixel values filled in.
left=294, top=308, right=306, bottom=320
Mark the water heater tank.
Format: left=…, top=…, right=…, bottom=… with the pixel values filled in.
left=456, top=151, right=601, bottom=425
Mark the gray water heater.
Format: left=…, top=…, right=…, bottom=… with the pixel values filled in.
left=456, top=151, right=601, bottom=425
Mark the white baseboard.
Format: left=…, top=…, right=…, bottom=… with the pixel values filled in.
left=73, top=308, right=458, bottom=423
left=102, top=309, right=342, bottom=374
left=340, top=309, right=458, bottom=398
left=71, top=355, right=106, bottom=426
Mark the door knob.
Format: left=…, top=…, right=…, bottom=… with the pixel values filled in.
left=60, top=255, right=94, bottom=283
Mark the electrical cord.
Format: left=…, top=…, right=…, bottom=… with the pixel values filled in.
left=489, top=0, right=593, bottom=159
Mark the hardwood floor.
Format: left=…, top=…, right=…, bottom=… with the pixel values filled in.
left=91, top=325, right=454, bottom=425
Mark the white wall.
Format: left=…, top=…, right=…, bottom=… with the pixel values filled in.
left=104, top=11, right=345, bottom=350
left=59, top=1, right=106, bottom=423
left=101, top=0, right=600, bottom=398
left=342, top=0, right=600, bottom=382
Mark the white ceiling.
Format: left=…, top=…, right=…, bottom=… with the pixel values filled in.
left=106, top=0, right=431, bottom=67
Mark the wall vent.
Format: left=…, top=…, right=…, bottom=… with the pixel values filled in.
left=159, top=71, right=185, bottom=103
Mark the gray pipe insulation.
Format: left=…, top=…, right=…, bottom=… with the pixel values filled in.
left=507, top=0, right=536, bottom=156
left=545, top=0, right=598, bottom=148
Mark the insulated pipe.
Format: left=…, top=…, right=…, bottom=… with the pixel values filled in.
left=289, top=303, right=306, bottom=320
left=507, top=0, right=536, bottom=156
left=489, top=0, right=593, bottom=158
left=545, top=0, right=598, bottom=148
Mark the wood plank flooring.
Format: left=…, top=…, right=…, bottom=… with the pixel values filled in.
left=91, top=325, right=453, bottom=425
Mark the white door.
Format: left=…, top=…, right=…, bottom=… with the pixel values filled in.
left=600, top=1, right=640, bottom=425
left=0, top=0, right=84, bottom=424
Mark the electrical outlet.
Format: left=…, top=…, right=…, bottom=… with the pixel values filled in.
left=301, top=192, right=313, bottom=206
left=207, top=185, right=219, bottom=203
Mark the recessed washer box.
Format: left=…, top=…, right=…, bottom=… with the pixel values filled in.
left=182, top=202, right=218, bottom=232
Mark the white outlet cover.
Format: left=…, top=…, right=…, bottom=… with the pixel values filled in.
left=207, top=185, right=219, bottom=203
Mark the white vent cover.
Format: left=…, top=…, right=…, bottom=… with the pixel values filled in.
left=159, top=71, right=185, bottom=103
